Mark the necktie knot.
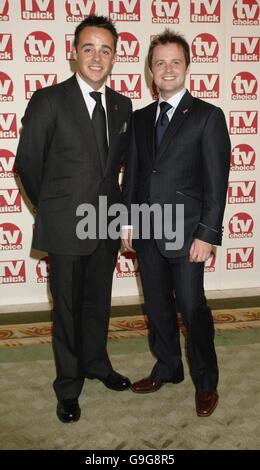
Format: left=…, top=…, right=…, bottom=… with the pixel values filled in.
left=90, top=91, right=103, bottom=109
left=158, top=101, right=172, bottom=125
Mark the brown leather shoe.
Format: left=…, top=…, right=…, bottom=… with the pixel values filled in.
left=131, top=376, right=163, bottom=394
left=195, top=390, right=219, bottom=417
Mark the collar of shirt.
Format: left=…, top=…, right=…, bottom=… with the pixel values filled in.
left=156, top=88, right=187, bottom=122
left=76, top=73, right=107, bottom=119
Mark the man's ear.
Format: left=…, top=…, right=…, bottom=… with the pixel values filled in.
left=72, top=47, right=77, bottom=61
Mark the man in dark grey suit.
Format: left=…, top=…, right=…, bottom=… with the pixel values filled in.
left=122, top=30, right=230, bottom=417
left=16, top=15, right=132, bottom=423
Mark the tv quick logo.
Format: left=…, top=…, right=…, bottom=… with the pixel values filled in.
left=109, top=74, right=141, bottom=99
left=0, top=0, right=9, bottom=20
left=233, top=0, right=259, bottom=25
left=0, top=149, right=16, bottom=178
left=227, top=247, right=254, bottom=270
left=0, top=189, right=22, bottom=213
left=228, top=180, right=256, bottom=204
left=20, top=0, right=55, bottom=20
left=204, top=253, right=216, bottom=272
left=65, top=34, right=74, bottom=60
left=0, top=260, right=26, bottom=284
left=230, top=144, right=256, bottom=171
left=0, top=223, right=22, bottom=250
left=108, top=0, right=140, bottom=21
left=116, top=32, right=139, bottom=63
left=115, top=251, right=139, bottom=278
left=190, top=74, right=219, bottom=99
left=191, top=33, right=219, bottom=63
left=0, top=71, right=13, bottom=102
left=231, top=72, right=257, bottom=100
left=151, top=0, right=180, bottom=24
left=65, top=0, right=95, bottom=22
left=229, top=111, right=258, bottom=134
left=229, top=212, right=254, bottom=239
left=24, top=74, right=57, bottom=100
left=0, top=114, right=17, bottom=139
left=24, top=31, right=55, bottom=62
left=231, top=37, right=260, bottom=61
left=0, top=33, right=13, bottom=60
left=190, top=0, right=220, bottom=22
left=36, top=256, right=49, bottom=283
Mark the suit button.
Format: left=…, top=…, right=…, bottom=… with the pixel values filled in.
left=152, top=169, right=157, bottom=173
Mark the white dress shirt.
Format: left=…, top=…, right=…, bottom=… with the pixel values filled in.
left=76, top=73, right=109, bottom=141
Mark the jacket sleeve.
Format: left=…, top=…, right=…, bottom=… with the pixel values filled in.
left=193, top=106, right=231, bottom=245
left=121, top=111, right=139, bottom=225
left=15, top=90, right=55, bottom=207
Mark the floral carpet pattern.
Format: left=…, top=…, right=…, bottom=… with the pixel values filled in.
left=1, top=307, right=260, bottom=347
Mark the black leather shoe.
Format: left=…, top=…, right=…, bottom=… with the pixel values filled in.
left=56, top=398, right=81, bottom=423
left=101, top=371, right=131, bottom=391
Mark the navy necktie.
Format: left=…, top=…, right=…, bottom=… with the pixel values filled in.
left=155, top=101, right=172, bottom=152
left=90, top=91, right=108, bottom=170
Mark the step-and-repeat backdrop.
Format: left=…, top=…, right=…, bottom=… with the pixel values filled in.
left=0, top=0, right=259, bottom=305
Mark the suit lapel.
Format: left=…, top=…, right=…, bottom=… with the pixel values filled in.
left=105, top=86, right=121, bottom=174
left=156, top=91, right=195, bottom=161
left=62, top=75, right=103, bottom=174
left=146, top=101, right=158, bottom=162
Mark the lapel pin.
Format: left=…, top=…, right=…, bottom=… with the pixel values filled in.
left=114, top=104, right=118, bottom=111
left=182, top=108, right=189, bottom=114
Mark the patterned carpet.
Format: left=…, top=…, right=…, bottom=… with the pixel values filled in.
left=1, top=307, right=260, bottom=347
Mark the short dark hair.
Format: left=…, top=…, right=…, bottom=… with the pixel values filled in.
left=74, top=14, right=118, bottom=51
left=148, top=29, right=190, bottom=69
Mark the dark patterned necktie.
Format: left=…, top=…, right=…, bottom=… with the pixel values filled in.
left=90, top=91, right=108, bottom=170
left=155, top=101, right=173, bottom=152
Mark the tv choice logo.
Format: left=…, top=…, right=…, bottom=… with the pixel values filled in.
left=0, top=260, right=26, bottom=284
left=190, top=74, right=219, bottom=99
left=116, top=32, right=139, bottom=63
left=231, top=72, right=257, bottom=100
left=0, top=188, right=22, bottom=213
left=65, top=34, right=74, bottom=60
left=24, top=31, right=55, bottom=62
left=24, top=74, right=57, bottom=100
left=108, top=0, right=140, bottom=21
left=233, top=0, right=259, bottom=25
left=191, top=33, right=219, bottom=63
left=115, top=251, right=139, bottom=278
left=0, top=113, right=17, bottom=139
left=20, top=0, right=55, bottom=20
left=36, top=256, right=50, bottom=283
left=0, top=0, right=9, bottom=20
left=230, top=144, right=256, bottom=171
left=229, top=212, right=254, bottom=239
left=0, top=223, right=22, bottom=251
left=151, top=0, right=180, bottom=24
left=227, top=247, right=254, bottom=270
left=204, top=253, right=216, bottom=272
left=190, top=0, right=220, bottom=22
left=0, top=149, right=17, bottom=178
left=65, top=0, right=95, bottom=22
left=0, top=33, right=13, bottom=60
left=228, top=180, right=256, bottom=204
left=0, top=71, right=13, bottom=102
left=231, top=37, right=260, bottom=61
left=229, top=111, right=258, bottom=135
left=109, top=74, right=141, bottom=99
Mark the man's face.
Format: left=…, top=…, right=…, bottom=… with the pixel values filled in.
left=72, top=26, right=116, bottom=90
left=151, top=42, right=190, bottom=100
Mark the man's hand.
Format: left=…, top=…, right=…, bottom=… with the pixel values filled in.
left=121, top=228, right=135, bottom=252
left=189, top=239, right=213, bottom=263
